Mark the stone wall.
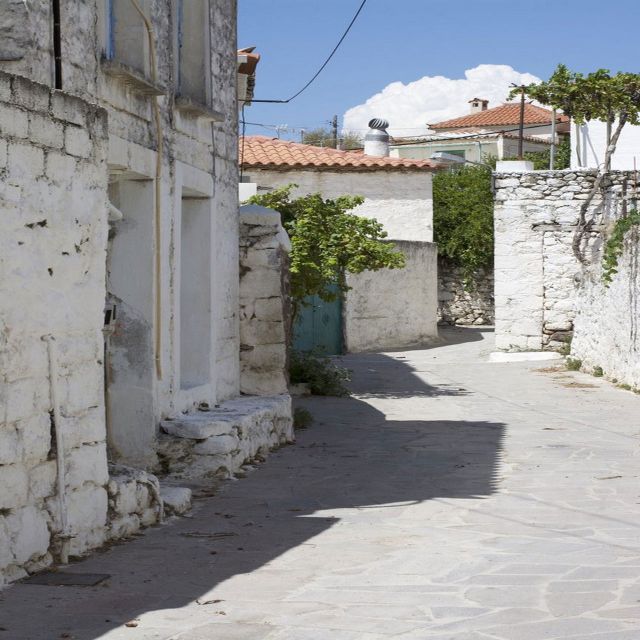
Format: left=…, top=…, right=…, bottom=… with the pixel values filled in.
left=345, top=241, right=439, bottom=352
left=438, top=261, right=494, bottom=325
left=0, top=73, right=109, bottom=585
left=494, top=169, right=635, bottom=357
left=239, top=204, right=290, bottom=396
left=571, top=226, right=640, bottom=388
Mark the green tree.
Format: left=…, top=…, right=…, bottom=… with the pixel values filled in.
left=302, top=128, right=363, bottom=150
left=511, top=136, right=571, bottom=170
left=246, top=185, right=405, bottom=315
left=514, top=65, right=640, bottom=262
left=433, top=165, right=494, bottom=283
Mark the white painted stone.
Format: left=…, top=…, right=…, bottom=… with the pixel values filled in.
left=5, top=506, right=50, bottom=565
left=496, top=160, right=534, bottom=172
left=65, top=485, right=108, bottom=534
left=161, top=415, right=236, bottom=440
left=65, top=443, right=109, bottom=489
left=193, top=434, right=239, bottom=455
left=0, top=104, right=28, bottom=138
left=0, top=463, right=29, bottom=509
left=160, top=487, right=192, bottom=515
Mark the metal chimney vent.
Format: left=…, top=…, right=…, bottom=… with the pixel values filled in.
left=364, top=117, right=390, bottom=157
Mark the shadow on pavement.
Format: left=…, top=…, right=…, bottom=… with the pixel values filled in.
left=0, top=350, right=505, bottom=640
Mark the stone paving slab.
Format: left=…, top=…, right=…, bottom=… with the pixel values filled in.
left=1, top=328, right=640, bottom=639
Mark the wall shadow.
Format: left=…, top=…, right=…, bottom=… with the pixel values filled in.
left=0, top=353, right=505, bottom=640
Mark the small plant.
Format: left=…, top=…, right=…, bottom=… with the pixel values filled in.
left=558, top=342, right=571, bottom=356
left=289, top=350, right=351, bottom=397
left=602, top=210, right=640, bottom=285
left=593, top=365, right=604, bottom=377
left=618, top=382, right=632, bottom=391
left=293, top=407, right=313, bottom=429
left=566, top=357, right=582, bottom=371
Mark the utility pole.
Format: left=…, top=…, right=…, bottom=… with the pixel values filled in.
left=550, top=108, right=556, bottom=170
left=331, top=115, right=338, bottom=149
left=517, top=85, right=526, bottom=159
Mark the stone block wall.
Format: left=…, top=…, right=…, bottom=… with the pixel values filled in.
left=344, top=241, right=439, bottom=352
left=494, top=169, right=635, bottom=356
left=438, top=261, right=494, bottom=325
left=239, top=204, right=291, bottom=396
left=0, top=73, right=109, bottom=585
left=571, top=226, right=640, bottom=387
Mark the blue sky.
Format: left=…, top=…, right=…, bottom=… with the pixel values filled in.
left=238, top=0, right=640, bottom=139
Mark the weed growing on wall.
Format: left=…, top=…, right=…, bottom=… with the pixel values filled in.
left=602, top=209, right=640, bottom=285
left=566, top=357, right=582, bottom=371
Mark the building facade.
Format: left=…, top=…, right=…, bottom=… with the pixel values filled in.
left=0, top=1, right=291, bottom=585
left=390, top=100, right=569, bottom=165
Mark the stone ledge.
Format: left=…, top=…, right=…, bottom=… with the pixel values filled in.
left=158, top=395, right=294, bottom=480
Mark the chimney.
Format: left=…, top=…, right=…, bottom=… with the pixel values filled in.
left=364, top=118, right=390, bottom=157
left=469, top=98, right=489, bottom=114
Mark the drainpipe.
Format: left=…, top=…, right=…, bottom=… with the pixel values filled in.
left=42, top=335, right=71, bottom=564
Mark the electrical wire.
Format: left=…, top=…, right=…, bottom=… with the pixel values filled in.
left=251, top=0, right=368, bottom=104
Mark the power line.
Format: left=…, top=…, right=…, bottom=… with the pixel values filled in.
left=251, top=0, right=368, bottom=104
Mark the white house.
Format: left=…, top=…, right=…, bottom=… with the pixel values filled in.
left=240, top=128, right=440, bottom=353
left=572, top=119, right=640, bottom=170
left=391, top=99, right=569, bottom=164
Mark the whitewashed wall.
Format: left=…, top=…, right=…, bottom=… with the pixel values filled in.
left=571, top=213, right=640, bottom=388
left=248, top=168, right=433, bottom=242
left=0, top=73, right=109, bottom=585
left=494, top=170, right=640, bottom=386
left=344, top=241, right=438, bottom=352
left=0, top=1, right=241, bottom=465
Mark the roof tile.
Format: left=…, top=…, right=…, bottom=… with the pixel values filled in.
left=430, top=103, right=569, bottom=130
left=240, top=136, right=437, bottom=172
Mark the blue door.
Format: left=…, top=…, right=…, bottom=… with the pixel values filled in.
left=293, top=288, right=343, bottom=355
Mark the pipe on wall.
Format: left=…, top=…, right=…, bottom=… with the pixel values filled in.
left=42, top=334, right=71, bottom=564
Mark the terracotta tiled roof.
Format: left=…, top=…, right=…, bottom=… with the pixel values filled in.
left=240, top=136, right=437, bottom=172
left=430, top=103, right=569, bottom=130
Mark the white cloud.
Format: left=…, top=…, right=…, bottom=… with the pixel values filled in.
left=343, top=64, right=541, bottom=137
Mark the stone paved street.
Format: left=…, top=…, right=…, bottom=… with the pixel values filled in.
left=2, top=328, right=640, bottom=639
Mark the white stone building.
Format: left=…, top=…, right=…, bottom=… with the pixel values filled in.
left=240, top=134, right=439, bottom=352
left=0, top=1, right=292, bottom=585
